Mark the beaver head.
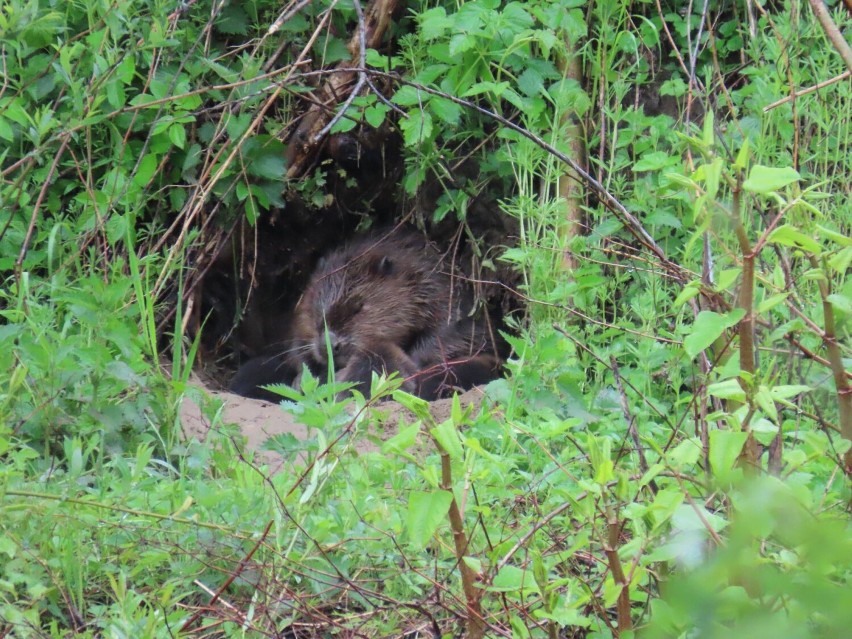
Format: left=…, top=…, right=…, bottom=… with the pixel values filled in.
left=292, top=233, right=458, bottom=373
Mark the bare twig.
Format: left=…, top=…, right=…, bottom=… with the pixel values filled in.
left=807, top=0, right=852, bottom=72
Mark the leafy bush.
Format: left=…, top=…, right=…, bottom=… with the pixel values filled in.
left=1, top=0, right=850, bottom=636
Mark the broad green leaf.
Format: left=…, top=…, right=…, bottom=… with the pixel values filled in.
left=633, top=151, right=673, bottom=172
left=757, top=292, right=789, bottom=314
left=734, top=137, right=750, bottom=170
left=683, top=309, right=745, bottom=358
left=489, top=564, right=540, bottom=594
left=755, top=386, right=778, bottom=422
left=418, top=7, right=452, bottom=40
left=431, top=419, right=463, bottom=459
left=707, top=379, right=746, bottom=401
left=400, top=110, right=433, bottom=146
left=827, top=293, right=851, bottom=315
left=382, top=422, right=421, bottom=455
left=769, top=385, right=811, bottom=400
left=429, top=97, right=462, bottom=125
left=392, top=390, right=431, bottom=421
left=392, top=85, right=425, bottom=106
left=743, top=165, right=800, bottom=193
left=766, top=225, right=821, bottom=254
left=406, top=490, right=452, bottom=548
left=828, top=247, right=852, bottom=274
left=709, top=430, right=748, bottom=476
left=815, top=224, right=852, bottom=247
left=673, top=282, right=701, bottom=307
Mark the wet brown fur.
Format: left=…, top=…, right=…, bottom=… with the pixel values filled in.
left=230, top=231, right=503, bottom=400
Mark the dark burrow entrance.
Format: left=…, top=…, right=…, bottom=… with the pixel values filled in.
left=192, top=129, right=522, bottom=401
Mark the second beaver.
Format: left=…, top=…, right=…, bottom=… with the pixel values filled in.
left=230, top=230, right=504, bottom=400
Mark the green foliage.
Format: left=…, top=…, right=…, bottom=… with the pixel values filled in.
left=1, top=0, right=851, bottom=636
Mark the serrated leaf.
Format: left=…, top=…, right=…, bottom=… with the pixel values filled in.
left=406, top=490, right=452, bottom=548
left=429, top=97, right=461, bottom=125
left=517, top=67, right=544, bottom=97
left=766, top=224, right=821, bottom=254
left=743, top=165, right=800, bottom=193
left=683, top=309, right=745, bottom=358
left=419, top=7, right=452, bottom=40
left=393, top=85, right=425, bottom=106
left=400, top=110, right=433, bottom=146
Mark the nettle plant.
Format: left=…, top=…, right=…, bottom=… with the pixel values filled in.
left=668, top=113, right=851, bottom=478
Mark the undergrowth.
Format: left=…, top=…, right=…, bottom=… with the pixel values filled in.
left=1, top=0, right=850, bottom=637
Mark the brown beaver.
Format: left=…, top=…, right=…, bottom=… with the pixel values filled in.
left=230, top=230, right=504, bottom=401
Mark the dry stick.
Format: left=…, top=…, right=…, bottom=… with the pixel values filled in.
left=610, top=356, right=656, bottom=494
left=808, top=254, right=852, bottom=475
left=603, top=507, right=632, bottom=634
left=285, top=0, right=397, bottom=178
left=179, top=520, right=274, bottom=633
left=555, top=40, right=585, bottom=272
left=15, top=135, right=71, bottom=274
left=730, top=177, right=760, bottom=470
left=764, top=70, right=852, bottom=111
left=808, top=0, right=852, bottom=72
left=433, top=437, right=485, bottom=639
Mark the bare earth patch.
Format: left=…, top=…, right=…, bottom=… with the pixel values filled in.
left=179, top=376, right=488, bottom=473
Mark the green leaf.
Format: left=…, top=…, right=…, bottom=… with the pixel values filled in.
left=429, top=97, right=461, bottom=125
left=400, top=110, right=433, bottom=146
left=517, top=67, right=544, bottom=97
left=709, top=430, right=748, bottom=476
left=827, top=294, right=851, bottom=316
left=743, top=165, right=800, bottom=193
left=419, top=7, right=452, bottom=40
left=489, top=564, right=540, bottom=594
left=382, top=422, right=421, bottom=454
left=707, top=379, right=746, bottom=401
left=431, top=419, right=463, bottom=459
left=755, top=386, right=778, bottom=422
left=633, top=151, right=673, bottom=172
left=769, top=385, right=811, bottom=400
left=766, top=224, right=821, bottom=254
left=673, top=282, right=701, bottom=307
left=392, top=390, right=432, bottom=422
left=364, top=104, right=389, bottom=128
left=133, top=154, right=158, bottom=187
left=734, top=137, right=750, bottom=170
left=168, top=123, right=186, bottom=149
left=406, top=490, right=452, bottom=548
left=683, top=309, right=745, bottom=358
left=757, top=292, right=789, bottom=314
left=815, top=225, right=852, bottom=247
left=392, top=85, right=426, bottom=107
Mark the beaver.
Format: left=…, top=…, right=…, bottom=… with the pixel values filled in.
left=230, top=230, right=504, bottom=401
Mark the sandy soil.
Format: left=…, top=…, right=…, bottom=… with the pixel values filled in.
left=179, top=376, right=488, bottom=474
